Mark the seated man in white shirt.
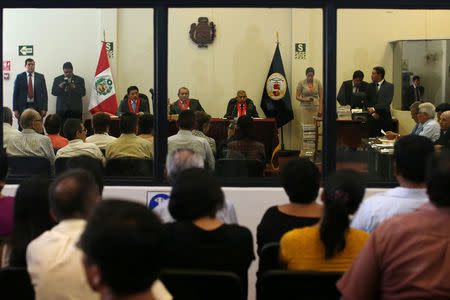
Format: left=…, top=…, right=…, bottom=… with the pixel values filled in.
left=351, top=135, right=434, bottom=233
left=26, top=169, right=101, bottom=300
left=168, top=109, right=215, bottom=169
left=56, top=118, right=104, bottom=162
left=86, top=112, right=117, bottom=150
left=6, top=108, right=55, bottom=166
left=153, top=148, right=238, bottom=224
left=2, top=106, right=19, bottom=148
left=417, top=102, right=441, bottom=142
left=79, top=200, right=172, bottom=300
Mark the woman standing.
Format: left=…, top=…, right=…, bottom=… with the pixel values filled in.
left=296, top=67, right=323, bottom=120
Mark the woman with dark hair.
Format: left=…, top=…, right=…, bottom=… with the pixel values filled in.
left=5, top=178, right=55, bottom=267
left=192, top=111, right=216, bottom=155
left=138, top=113, right=154, bottom=144
left=280, top=169, right=369, bottom=271
left=163, top=168, right=254, bottom=295
left=226, top=115, right=265, bottom=162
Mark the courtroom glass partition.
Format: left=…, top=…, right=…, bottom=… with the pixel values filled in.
left=335, top=9, right=450, bottom=184
left=167, top=8, right=324, bottom=180
left=2, top=8, right=156, bottom=180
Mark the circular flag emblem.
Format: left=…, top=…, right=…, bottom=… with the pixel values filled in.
left=148, top=193, right=169, bottom=209
left=95, top=76, right=113, bottom=96
left=266, top=73, right=287, bottom=101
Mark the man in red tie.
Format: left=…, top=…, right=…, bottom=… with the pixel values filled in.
left=224, top=90, right=259, bottom=119
left=116, top=86, right=150, bottom=116
left=169, top=87, right=205, bottom=115
left=13, top=58, right=48, bottom=124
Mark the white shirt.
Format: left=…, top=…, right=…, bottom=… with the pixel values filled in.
left=6, top=128, right=55, bottom=165
left=3, top=123, right=19, bottom=148
left=26, top=219, right=99, bottom=300
left=153, top=199, right=238, bottom=224
left=86, top=133, right=117, bottom=150
left=56, top=139, right=105, bottom=163
left=419, top=118, right=441, bottom=142
left=351, top=187, right=428, bottom=233
left=168, top=130, right=215, bottom=170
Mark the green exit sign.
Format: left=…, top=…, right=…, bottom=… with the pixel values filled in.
left=18, top=45, right=33, bottom=56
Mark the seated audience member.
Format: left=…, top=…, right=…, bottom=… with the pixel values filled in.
left=0, top=151, right=14, bottom=239
left=169, top=87, right=204, bottom=115
left=6, top=108, right=55, bottom=165
left=138, top=113, right=154, bottom=143
left=4, top=178, right=54, bottom=268
left=27, top=169, right=100, bottom=300
left=257, top=158, right=322, bottom=254
left=417, top=102, right=441, bottom=142
left=65, top=155, right=105, bottom=195
left=44, top=114, right=69, bottom=149
left=106, top=112, right=153, bottom=160
left=116, top=86, right=150, bottom=116
left=193, top=111, right=216, bottom=155
left=79, top=200, right=172, bottom=300
left=56, top=118, right=104, bottom=162
left=227, top=115, right=265, bottom=162
left=435, top=110, right=450, bottom=149
left=385, top=101, right=422, bottom=139
left=2, top=107, right=19, bottom=149
left=337, top=151, right=450, bottom=299
left=280, top=169, right=369, bottom=271
left=435, top=102, right=450, bottom=122
left=352, top=135, right=434, bottom=233
left=153, top=149, right=237, bottom=224
left=86, top=112, right=116, bottom=150
left=168, top=110, right=214, bottom=169
left=217, top=119, right=238, bottom=159
left=224, top=90, right=259, bottom=119
left=162, top=168, right=254, bottom=294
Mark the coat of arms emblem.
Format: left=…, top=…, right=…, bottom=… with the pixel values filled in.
left=189, top=17, right=216, bottom=48
left=95, top=77, right=113, bottom=96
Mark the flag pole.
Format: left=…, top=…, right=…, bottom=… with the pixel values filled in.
left=276, top=32, right=287, bottom=151
left=103, top=30, right=106, bottom=43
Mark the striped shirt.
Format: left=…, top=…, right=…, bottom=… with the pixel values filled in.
left=6, top=129, right=55, bottom=165
left=56, top=139, right=104, bottom=163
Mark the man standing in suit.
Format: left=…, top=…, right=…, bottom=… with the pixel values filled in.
left=169, top=87, right=204, bottom=115
left=337, top=70, right=370, bottom=108
left=224, top=90, right=259, bottom=119
left=52, top=62, right=86, bottom=122
left=116, top=86, right=150, bottom=116
left=368, top=66, right=394, bottom=136
left=403, top=75, right=424, bottom=110
left=13, top=58, right=48, bottom=122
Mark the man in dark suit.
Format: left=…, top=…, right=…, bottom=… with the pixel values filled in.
left=52, top=62, right=86, bottom=122
left=13, top=58, right=48, bottom=121
left=337, top=70, right=370, bottom=108
left=116, top=86, right=150, bottom=116
left=169, top=87, right=204, bottom=115
left=367, top=66, right=395, bottom=137
left=403, top=75, right=424, bottom=110
left=224, top=90, right=259, bottom=119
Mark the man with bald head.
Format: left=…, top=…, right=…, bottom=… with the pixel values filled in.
left=435, top=110, right=450, bottom=149
left=26, top=169, right=100, bottom=300
left=6, top=108, right=55, bottom=166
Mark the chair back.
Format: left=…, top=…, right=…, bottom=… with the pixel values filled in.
left=55, top=157, right=70, bottom=175
left=0, top=267, right=35, bottom=300
left=7, top=156, right=52, bottom=176
left=258, top=270, right=342, bottom=300
left=106, top=158, right=153, bottom=177
left=215, top=159, right=264, bottom=177
left=258, top=242, right=280, bottom=276
left=160, top=269, right=243, bottom=300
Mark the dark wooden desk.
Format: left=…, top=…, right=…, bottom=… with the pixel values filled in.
left=336, top=119, right=398, bottom=149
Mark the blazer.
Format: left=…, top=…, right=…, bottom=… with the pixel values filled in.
left=368, top=80, right=394, bottom=119
left=169, top=98, right=204, bottom=115
left=403, top=85, right=424, bottom=110
left=13, top=72, right=48, bottom=114
left=52, top=74, right=86, bottom=116
left=224, top=98, right=259, bottom=119
left=116, top=93, right=150, bottom=115
left=337, top=80, right=370, bottom=108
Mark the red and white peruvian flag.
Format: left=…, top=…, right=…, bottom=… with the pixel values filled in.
left=89, top=41, right=118, bottom=115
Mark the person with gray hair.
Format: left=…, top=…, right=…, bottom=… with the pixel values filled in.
left=417, top=102, right=440, bottom=142
left=6, top=108, right=55, bottom=166
left=385, top=101, right=423, bottom=139
left=2, top=107, right=19, bottom=148
left=152, top=148, right=238, bottom=224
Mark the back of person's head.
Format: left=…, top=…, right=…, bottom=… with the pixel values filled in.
left=66, top=156, right=104, bottom=194
left=427, top=150, right=450, bottom=207
left=3, top=107, right=13, bottom=125
left=394, top=135, right=434, bottom=183
left=49, top=169, right=100, bottom=221
left=435, top=102, right=450, bottom=113
left=410, top=101, right=422, bottom=112
left=166, top=149, right=204, bottom=182
left=19, top=109, right=39, bottom=129
left=178, top=109, right=195, bottom=130
left=169, top=168, right=224, bottom=221
left=235, top=115, right=254, bottom=140
left=281, top=158, right=321, bottom=204
left=44, top=114, right=63, bottom=135
left=352, top=70, right=364, bottom=79
left=9, top=178, right=55, bottom=267
left=418, top=102, right=436, bottom=119
left=79, top=200, right=163, bottom=297
left=119, top=112, right=138, bottom=134
left=320, top=169, right=365, bottom=259
left=194, top=111, right=211, bottom=131
left=63, top=118, right=83, bottom=140
left=92, top=112, right=111, bottom=134
left=138, top=113, right=154, bottom=135
left=0, top=150, right=8, bottom=183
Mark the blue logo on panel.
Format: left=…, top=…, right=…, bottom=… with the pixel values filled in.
left=148, top=193, right=169, bottom=209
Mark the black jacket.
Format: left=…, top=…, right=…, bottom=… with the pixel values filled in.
left=116, top=93, right=150, bottom=115
left=224, top=98, right=259, bottom=119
